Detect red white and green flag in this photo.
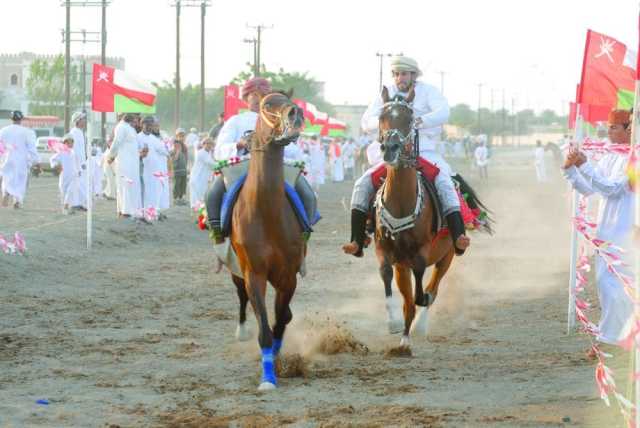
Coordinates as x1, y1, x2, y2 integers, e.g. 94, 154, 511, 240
223, 84, 248, 120
578, 29, 636, 110
91, 63, 157, 113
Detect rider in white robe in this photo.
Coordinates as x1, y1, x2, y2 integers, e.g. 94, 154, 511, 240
0, 111, 38, 207
563, 109, 634, 346
107, 114, 143, 217
343, 55, 469, 257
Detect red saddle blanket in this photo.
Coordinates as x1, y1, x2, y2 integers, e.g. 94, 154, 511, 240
370, 157, 440, 189
369, 158, 480, 228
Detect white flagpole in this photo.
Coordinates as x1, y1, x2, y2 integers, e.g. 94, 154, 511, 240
630, 79, 640, 428
568, 104, 584, 334
86, 124, 93, 250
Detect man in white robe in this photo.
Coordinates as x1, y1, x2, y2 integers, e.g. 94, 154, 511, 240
474, 141, 489, 180
107, 114, 143, 218
69, 111, 88, 209
563, 109, 634, 346
534, 140, 547, 182
343, 55, 469, 257
0, 110, 38, 208
138, 116, 165, 211
102, 135, 117, 200
308, 135, 326, 190
186, 127, 200, 171
152, 119, 171, 216
189, 137, 215, 208
341, 138, 356, 180
49, 134, 79, 213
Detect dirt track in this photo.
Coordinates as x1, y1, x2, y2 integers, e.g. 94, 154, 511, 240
0, 148, 632, 427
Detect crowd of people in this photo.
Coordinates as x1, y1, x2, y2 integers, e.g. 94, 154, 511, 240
0, 109, 377, 222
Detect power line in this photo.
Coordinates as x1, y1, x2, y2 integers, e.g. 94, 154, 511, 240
246, 24, 272, 77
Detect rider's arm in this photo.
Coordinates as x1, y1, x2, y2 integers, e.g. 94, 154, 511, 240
416, 85, 450, 129
360, 95, 384, 134
214, 116, 241, 160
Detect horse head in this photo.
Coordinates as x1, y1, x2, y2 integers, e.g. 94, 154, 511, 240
379, 86, 416, 168
256, 90, 304, 148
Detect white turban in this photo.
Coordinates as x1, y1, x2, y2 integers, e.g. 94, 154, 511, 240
71, 111, 86, 124
389, 55, 422, 76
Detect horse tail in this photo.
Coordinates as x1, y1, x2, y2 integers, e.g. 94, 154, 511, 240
452, 174, 494, 235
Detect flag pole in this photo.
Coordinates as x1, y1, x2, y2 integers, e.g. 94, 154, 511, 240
568, 104, 583, 334
86, 120, 93, 251
633, 7, 640, 426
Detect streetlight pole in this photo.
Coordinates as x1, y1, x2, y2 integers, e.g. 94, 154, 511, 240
375, 52, 402, 91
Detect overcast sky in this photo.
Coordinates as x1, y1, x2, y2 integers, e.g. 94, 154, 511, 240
1, 0, 639, 114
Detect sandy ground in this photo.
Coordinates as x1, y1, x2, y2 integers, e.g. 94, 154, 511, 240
0, 148, 633, 427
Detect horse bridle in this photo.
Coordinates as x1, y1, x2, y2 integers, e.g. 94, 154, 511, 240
380, 99, 417, 167
258, 93, 300, 147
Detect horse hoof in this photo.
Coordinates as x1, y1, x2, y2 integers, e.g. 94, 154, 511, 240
400, 335, 411, 347
387, 319, 404, 334
235, 323, 250, 342
410, 306, 429, 337
258, 382, 277, 391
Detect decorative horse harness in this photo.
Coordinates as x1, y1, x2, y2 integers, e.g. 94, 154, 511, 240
375, 99, 427, 239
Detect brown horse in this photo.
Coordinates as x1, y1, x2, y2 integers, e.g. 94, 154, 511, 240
375, 87, 460, 347
229, 91, 305, 390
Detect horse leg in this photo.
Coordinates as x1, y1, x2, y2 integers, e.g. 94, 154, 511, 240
410, 259, 430, 337
232, 275, 250, 341
376, 248, 402, 334
424, 250, 455, 307
394, 264, 415, 347
244, 272, 276, 390
272, 277, 297, 357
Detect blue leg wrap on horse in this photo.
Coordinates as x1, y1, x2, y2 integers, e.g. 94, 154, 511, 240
272, 338, 283, 356
261, 348, 277, 385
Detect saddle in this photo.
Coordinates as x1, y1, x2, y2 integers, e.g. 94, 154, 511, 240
368, 158, 443, 235
217, 158, 320, 238
367, 160, 483, 239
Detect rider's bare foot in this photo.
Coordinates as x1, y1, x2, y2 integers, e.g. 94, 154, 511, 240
455, 235, 470, 254
342, 241, 363, 257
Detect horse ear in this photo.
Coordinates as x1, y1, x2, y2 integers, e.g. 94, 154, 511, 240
381, 86, 390, 103
286, 88, 294, 99
405, 87, 415, 104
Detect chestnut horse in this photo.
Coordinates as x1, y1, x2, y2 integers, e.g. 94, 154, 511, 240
375, 87, 467, 347
229, 91, 305, 390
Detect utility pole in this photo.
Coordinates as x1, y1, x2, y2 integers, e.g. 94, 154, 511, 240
174, 0, 181, 129
502, 89, 506, 145
176, 1, 211, 131
100, 0, 107, 144
437, 70, 448, 95
477, 83, 484, 129
376, 52, 402, 91
247, 24, 272, 76
243, 38, 258, 76
64, 0, 71, 132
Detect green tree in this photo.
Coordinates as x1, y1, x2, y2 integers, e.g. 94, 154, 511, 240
449, 103, 476, 129
232, 65, 334, 115
26, 55, 83, 116
154, 79, 224, 131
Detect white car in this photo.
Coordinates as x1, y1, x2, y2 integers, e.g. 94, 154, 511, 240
36, 136, 62, 153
